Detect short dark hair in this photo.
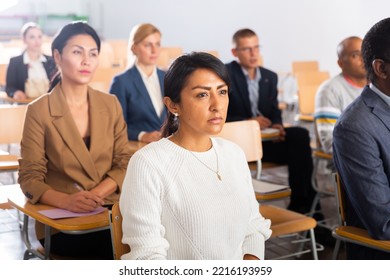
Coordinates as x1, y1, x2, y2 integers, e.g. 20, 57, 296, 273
232, 28, 257, 48
162, 52, 231, 137
362, 17, 390, 83
51, 21, 101, 56
49, 21, 101, 91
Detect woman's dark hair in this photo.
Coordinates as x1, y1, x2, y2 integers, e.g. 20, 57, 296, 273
49, 21, 101, 91
362, 17, 390, 83
161, 52, 231, 137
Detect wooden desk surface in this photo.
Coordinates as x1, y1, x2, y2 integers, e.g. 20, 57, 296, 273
0, 95, 33, 105
0, 154, 19, 171
261, 130, 280, 140
7, 186, 109, 232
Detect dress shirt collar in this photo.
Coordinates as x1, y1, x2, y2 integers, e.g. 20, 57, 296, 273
241, 66, 261, 83
23, 51, 47, 64
369, 83, 390, 107
135, 62, 157, 81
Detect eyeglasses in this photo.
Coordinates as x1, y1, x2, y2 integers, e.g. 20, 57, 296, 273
236, 45, 261, 53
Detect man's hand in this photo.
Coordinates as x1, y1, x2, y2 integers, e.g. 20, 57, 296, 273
271, 123, 286, 137
252, 116, 272, 129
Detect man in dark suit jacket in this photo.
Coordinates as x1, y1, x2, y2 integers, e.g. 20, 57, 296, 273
333, 17, 390, 259
226, 28, 315, 214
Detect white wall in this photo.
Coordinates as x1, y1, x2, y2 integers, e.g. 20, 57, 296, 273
98, 0, 390, 76
2, 0, 390, 75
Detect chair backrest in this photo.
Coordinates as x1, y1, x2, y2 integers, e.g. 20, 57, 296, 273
218, 120, 262, 162
106, 39, 128, 67
156, 47, 183, 70
295, 71, 330, 89
0, 105, 27, 145
99, 42, 116, 68
0, 42, 23, 64
109, 202, 130, 260
217, 120, 262, 178
295, 71, 329, 117
335, 173, 347, 226
297, 84, 320, 115
292, 60, 319, 75
90, 66, 124, 93
0, 63, 7, 87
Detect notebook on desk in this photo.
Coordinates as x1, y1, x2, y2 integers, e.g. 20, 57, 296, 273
261, 128, 280, 135
38, 207, 105, 219
252, 178, 289, 194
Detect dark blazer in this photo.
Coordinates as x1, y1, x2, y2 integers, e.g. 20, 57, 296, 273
5, 53, 57, 97
333, 86, 390, 258
225, 61, 282, 124
19, 84, 132, 205
109, 66, 166, 140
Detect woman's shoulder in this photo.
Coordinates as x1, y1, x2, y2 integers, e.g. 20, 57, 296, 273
29, 93, 50, 106
8, 54, 24, 64
130, 138, 184, 171
111, 67, 137, 83
24, 94, 50, 119
90, 88, 123, 113
89, 87, 117, 100
134, 138, 176, 156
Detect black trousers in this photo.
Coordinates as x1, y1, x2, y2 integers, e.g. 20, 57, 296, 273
39, 229, 113, 259
262, 126, 315, 213
346, 243, 390, 260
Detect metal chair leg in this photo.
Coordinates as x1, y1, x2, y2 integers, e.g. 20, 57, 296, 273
309, 228, 319, 260
332, 239, 342, 260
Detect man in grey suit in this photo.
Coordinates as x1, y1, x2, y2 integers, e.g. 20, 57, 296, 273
333, 17, 390, 259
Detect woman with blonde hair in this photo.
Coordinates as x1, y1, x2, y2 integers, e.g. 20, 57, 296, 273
110, 23, 166, 143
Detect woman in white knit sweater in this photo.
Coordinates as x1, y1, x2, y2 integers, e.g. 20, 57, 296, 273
119, 52, 271, 260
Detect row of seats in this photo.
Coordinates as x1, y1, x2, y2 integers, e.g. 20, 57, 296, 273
290, 60, 330, 122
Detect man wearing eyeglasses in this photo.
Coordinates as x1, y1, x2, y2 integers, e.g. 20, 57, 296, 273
226, 28, 316, 216
333, 17, 390, 259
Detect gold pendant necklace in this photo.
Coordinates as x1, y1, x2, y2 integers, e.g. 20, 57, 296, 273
189, 144, 222, 181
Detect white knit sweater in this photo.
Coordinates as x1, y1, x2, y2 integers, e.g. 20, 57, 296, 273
119, 137, 271, 260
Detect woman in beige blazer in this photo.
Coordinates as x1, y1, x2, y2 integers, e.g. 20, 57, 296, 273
18, 21, 131, 259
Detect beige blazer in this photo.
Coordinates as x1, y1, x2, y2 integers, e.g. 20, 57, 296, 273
19, 84, 132, 205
